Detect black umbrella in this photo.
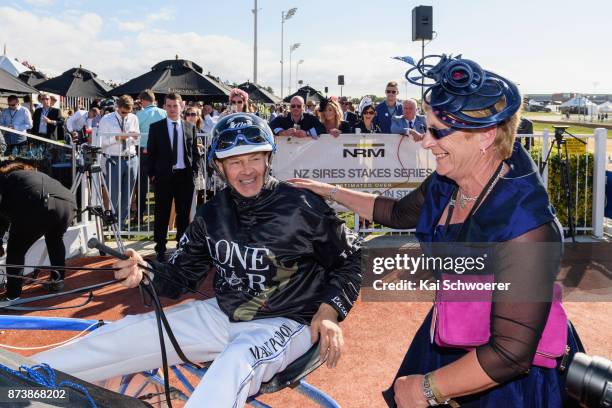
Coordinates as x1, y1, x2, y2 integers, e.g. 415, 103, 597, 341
35, 66, 111, 98
238, 81, 281, 105
18, 70, 48, 87
283, 85, 325, 103
110, 58, 230, 102
0, 67, 38, 94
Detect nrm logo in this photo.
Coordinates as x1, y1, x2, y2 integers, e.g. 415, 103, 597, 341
342, 143, 385, 158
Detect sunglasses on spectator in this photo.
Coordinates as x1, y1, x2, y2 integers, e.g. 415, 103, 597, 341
363, 110, 375, 115
231, 100, 244, 105
427, 126, 457, 139
118, 109, 132, 116
385, 89, 398, 94
8, 104, 17, 108
184, 112, 198, 117
340, 102, 349, 105
290, 104, 302, 108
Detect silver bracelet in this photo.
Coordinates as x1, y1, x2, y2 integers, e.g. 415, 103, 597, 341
327, 185, 339, 202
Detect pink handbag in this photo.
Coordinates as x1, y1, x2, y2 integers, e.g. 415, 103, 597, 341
434, 275, 568, 369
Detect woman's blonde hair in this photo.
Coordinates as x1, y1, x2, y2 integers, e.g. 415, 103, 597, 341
319, 99, 343, 130
424, 96, 521, 159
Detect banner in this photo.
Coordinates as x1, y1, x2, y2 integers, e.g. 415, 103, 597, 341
273, 134, 435, 199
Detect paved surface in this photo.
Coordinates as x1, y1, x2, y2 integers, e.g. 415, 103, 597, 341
1, 238, 610, 407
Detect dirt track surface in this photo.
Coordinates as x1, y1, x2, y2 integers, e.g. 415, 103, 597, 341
1, 257, 610, 408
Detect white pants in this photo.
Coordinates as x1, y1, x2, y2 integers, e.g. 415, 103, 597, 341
32, 298, 312, 408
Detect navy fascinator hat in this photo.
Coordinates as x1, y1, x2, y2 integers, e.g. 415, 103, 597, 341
403, 54, 521, 129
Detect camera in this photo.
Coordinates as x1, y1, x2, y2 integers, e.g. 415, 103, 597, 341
566, 353, 612, 407
553, 125, 570, 138
77, 144, 102, 171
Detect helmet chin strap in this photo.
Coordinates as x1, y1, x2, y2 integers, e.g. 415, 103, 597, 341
213, 152, 274, 200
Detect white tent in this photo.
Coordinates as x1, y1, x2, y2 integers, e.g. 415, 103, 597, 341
0, 45, 26, 77
597, 101, 612, 113
559, 96, 598, 115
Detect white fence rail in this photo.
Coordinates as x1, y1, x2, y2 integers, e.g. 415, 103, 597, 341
80, 130, 607, 240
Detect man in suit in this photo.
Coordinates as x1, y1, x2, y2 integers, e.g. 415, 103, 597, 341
339, 96, 358, 127
31, 94, 64, 141
147, 93, 199, 262
390, 99, 427, 141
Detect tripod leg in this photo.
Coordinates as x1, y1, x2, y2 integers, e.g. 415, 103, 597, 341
91, 172, 125, 252
562, 141, 577, 243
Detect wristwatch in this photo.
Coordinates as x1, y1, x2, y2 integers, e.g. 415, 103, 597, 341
422, 373, 439, 406
423, 373, 460, 407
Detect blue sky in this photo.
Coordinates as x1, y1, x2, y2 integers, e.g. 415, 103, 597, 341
1, 0, 611, 99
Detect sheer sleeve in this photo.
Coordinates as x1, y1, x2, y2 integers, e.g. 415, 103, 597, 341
476, 221, 562, 383
372, 174, 432, 229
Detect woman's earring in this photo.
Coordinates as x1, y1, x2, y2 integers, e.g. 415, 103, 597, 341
480, 147, 486, 155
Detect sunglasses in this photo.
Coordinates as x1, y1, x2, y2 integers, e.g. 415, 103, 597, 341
208, 127, 271, 161
385, 89, 398, 94
340, 101, 349, 105
184, 112, 197, 117
118, 109, 132, 116
8, 104, 17, 108
290, 104, 303, 108
231, 100, 244, 105
363, 110, 375, 115
427, 126, 457, 139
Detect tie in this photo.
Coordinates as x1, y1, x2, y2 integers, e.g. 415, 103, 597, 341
172, 122, 178, 166
408, 120, 413, 129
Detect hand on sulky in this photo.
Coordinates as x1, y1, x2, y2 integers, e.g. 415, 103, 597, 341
113, 249, 149, 288
310, 303, 344, 368
287, 178, 334, 199
394, 375, 428, 408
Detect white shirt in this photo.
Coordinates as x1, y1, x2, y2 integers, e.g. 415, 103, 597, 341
167, 118, 186, 169
202, 114, 217, 134
97, 111, 140, 156
66, 109, 88, 132
38, 107, 50, 134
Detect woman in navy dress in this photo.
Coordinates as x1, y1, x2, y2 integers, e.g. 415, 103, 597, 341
290, 54, 582, 407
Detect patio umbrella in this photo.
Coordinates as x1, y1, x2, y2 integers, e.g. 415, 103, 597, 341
283, 85, 325, 103
0, 67, 38, 94
238, 81, 281, 104
18, 70, 48, 87
110, 58, 230, 102
35, 66, 111, 98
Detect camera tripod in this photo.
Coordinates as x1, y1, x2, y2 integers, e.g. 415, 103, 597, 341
539, 126, 587, 243
70, 145, 124, 252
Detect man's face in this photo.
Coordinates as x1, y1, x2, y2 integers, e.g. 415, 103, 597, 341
7, 100, 19, 110
117, 105, 133, 119
290, 97, 304, 117
165, 98, 182, 119
339, 98, 349, 112
385, 86, 398, 103
403, 101, 417, 120
216, 152, 268, 197
41, 96, 51, 108
204, 104, 213, 115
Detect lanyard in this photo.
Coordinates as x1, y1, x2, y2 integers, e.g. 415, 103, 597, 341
443, 161, 504, 240
8, 109, 18, 124
115, 114, 125, 132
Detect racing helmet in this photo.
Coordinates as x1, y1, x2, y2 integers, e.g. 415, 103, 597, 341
208, 113, 276, 161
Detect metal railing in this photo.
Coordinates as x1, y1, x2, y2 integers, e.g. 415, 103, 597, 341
80, 129, 608, 240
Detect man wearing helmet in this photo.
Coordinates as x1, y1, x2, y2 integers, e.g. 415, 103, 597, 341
33, 113, 362, 408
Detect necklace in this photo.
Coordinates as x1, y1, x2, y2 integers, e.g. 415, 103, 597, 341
458, 163, 505, 209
